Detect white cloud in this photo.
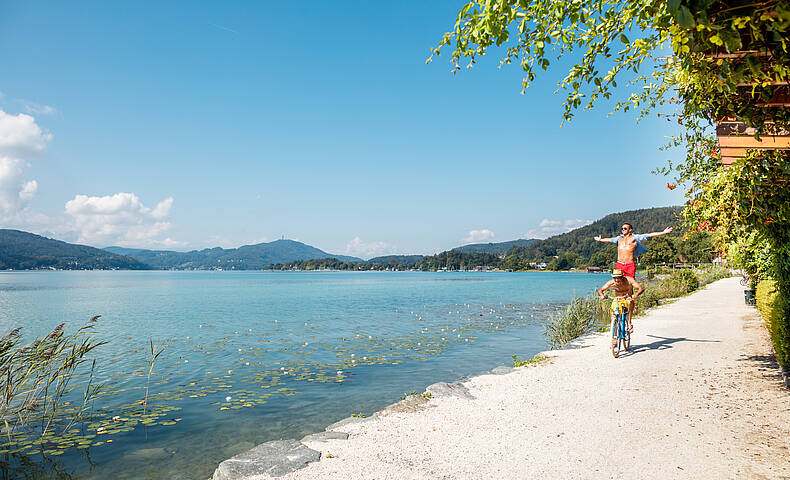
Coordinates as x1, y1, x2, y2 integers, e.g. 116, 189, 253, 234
0, 107, 182, 249
525, 218, 592, 239
19, 180, 37, 200
64, 192, 183, 248
345, 236, 395, 259
0, 108, 51, 216
0, 109, 52, 155
462, 229, 495, 244
21, 102, 57, 117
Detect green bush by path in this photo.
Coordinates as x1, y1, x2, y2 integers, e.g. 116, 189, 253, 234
756, 279, 790, 371
696, 266, 731, 287
669, 269, 699, 294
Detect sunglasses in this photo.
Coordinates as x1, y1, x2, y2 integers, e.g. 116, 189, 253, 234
621, 227, 630, 231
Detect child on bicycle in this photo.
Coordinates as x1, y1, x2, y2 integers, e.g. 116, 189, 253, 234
597, 268, 644, 334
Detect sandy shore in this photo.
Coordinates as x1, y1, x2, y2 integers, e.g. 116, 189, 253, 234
277, 277, 790, 479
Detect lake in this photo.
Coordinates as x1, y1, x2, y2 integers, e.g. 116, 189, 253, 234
0, 271, 606, 479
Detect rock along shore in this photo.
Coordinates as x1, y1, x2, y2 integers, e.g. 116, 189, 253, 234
213, 278, 790, 479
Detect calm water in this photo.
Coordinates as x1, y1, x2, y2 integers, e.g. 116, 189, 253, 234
0, 271, 605, 479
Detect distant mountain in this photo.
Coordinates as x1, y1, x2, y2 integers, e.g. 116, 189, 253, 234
0, 230, 149, 270
105, 239, 362, 270
454, 238, 538, 254
366, 255, 424, 265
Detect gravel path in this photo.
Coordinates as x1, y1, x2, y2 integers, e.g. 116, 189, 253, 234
283, 277, 790, 480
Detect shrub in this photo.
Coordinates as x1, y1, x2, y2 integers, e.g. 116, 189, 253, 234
512, 353, 548, 367
669, 269, 699, 294
756, 279, 789, 370
545, 296, 609, 348
635, 286, 662, 311
696, 265, 732, 287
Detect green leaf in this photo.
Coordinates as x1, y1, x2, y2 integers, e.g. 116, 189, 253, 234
620, 34, 629, 44
745, 56, 761, 76
667, 0, 681, 14
722, 31, 742, 52
676, 7, 695, 28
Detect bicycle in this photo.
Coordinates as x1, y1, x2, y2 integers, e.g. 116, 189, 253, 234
606, 295, 631, 358
740, 272, 750, 287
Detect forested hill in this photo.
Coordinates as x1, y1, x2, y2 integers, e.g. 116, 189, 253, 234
365, 255, 424, 265
106, 240, 362, 270
502, 206, 683, 268
454, 238, 538, 253
0, 230, 149, 270
411, 206, 687, 271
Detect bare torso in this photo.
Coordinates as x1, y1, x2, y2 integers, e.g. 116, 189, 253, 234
611, 278, 634, 297
617, 234, 638, 263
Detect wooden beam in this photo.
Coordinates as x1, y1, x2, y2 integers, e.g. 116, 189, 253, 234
737, 81, 790, 86
716, 121, 790, 136
718, 135, 790, 148
719, 147, 749, 157
705, 50, 772, 59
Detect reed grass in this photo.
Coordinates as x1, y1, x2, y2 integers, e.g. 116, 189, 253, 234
143, 340, 166, 417
0, 317, 105, 442
544, 296, 610, 348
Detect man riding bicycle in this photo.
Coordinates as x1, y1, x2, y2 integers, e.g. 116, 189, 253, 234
597, 268, 643, 335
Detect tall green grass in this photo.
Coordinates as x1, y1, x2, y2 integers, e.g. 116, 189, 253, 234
696, 265, 731, 287
544, 296, 609, 348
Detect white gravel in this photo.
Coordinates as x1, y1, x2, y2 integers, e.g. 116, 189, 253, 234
282, 277, 790, 480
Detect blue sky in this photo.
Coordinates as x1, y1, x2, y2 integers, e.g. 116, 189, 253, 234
0, 1, 685, 257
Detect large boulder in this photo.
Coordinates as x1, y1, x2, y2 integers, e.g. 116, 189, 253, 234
300, 431, 349, 443
212, 439, 320, 479
379, 393, 430, 414
324, 416, 372, 432
425, 381, 474, 400
491, 366, 515, 375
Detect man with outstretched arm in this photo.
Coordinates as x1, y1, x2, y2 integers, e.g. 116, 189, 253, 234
597, 268, 644, 334
593, 223, 673, 278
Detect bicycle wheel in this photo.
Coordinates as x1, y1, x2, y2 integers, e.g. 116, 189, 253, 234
625, 328, 631, 351
617, 313, 629, 354
611, 321, 620, 358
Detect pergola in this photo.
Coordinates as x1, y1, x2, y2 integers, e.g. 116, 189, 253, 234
710, 42, 790, 166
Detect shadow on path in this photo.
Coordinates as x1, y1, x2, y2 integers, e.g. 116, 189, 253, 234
738, 353, 786, 383
629, 334, 721, 354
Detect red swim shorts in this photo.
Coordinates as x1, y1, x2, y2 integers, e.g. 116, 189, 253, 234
616, 261, 636, 278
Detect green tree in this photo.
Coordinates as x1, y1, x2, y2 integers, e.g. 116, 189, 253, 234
589, 250, 613, 268
677, 231, 715, 263
549, 252, 579, 271
432, 1, 790, 130
640, 237, 678, 266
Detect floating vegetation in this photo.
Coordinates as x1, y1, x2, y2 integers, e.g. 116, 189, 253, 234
1, 298, 568, 462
